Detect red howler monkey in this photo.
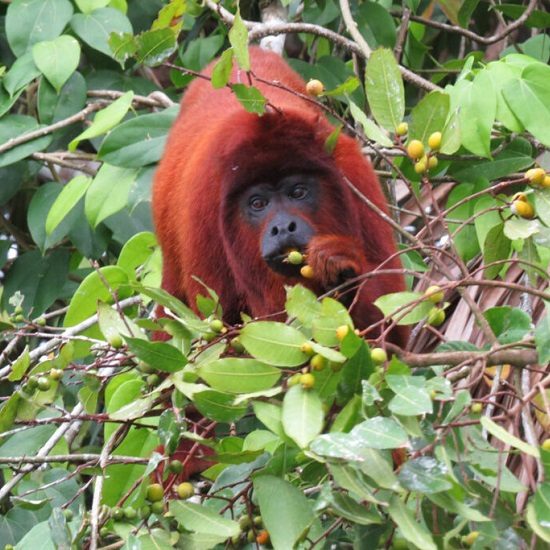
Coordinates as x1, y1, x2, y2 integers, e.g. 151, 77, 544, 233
153, 47, 406, 344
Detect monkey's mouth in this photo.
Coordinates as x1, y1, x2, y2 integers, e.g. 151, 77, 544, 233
264, 249, 304, 277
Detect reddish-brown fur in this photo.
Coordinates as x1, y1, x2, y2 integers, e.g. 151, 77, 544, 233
153, 47, 406, 342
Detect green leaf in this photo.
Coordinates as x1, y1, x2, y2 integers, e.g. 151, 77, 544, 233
312, 298, 353, 346
97, 107, 178, 167
0, 115, 53, 168
408, 91, 449, 145
532, 483, 550, 541
356, 1, 396, 49
349, 99, 393, 146
45, 175, 91, 235
240, 321, 308, 367
97, 301, 144, 343
228, 10, 249, 71
107, 32, 136, 66
388, 495, 437, 550
126, 338, 186, 372
7, 346, 30, 382
169, 500, 240, 538
158, 409, 179, 455
484, 306, 532, 344
480, 417, 539, 457
32, 35, 80, 92
117, 231, 158, 281
486, 60, 524, 132
527, 500, 550, 543
4, 53, 41, 97
84, 163, 137, 227
231, 84, 267, 115
504, 217, 540, 240
338, 341, 374, 400
76, 0, 111, 14
135, 27, 177, 66
253, 401, 284, 437
211, 48, 234, 89
365, 48, 405, 132
503, 63, 550, 147
440, 108, 461, 155
69, 90, 134, 151
386, 375, 433, 416
70, 7, 133, 57
535, 311, 550, 365
0, 393, 21, 434
351, 417, 408, 449
398, 457, 452, 493
199, 358, 281, 394
254, 475, 315, 549
310, 432, 367, 461
6, 0, 74, 57
535, 188, 550, 227
374, 291, 432, 325
282, 385, 324, 448
482, 223, 511, 280
193, 390, 248, 423
285, 284, 322, 326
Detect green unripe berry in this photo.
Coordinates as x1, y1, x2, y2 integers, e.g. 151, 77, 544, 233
230, 337, 245, 353
310, 354, 326, 371
176, 481, 194, 499
541, 438, 550, 451
287, 250, 304, 265
370, 347, 388, 365
35, 317, 47, 327
14, 305, 23, 315
168, 459, 183, 474
424, 285, 444, 304
108, 333, 123, 349
209, 319, 224, 333
146, 483, 164, 502
37, 376, 51, 391
239, 515, 252, 529
146, 373, 160, 387
137, 361, 154, 374
427, 307, 445, 327
123, 506, 137, 520
112, 506, 124, 520
63, 508, 74, 521
99, 527, 110, 538
14, 314, 24, 323
27, 376, 38, 391
150, 501, 164, 515
288, 373, 302, 387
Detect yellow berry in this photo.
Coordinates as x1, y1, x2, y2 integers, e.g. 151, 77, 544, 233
300, 342, 314, 354
288, 373, 302, 386
370, 347, 387, 365
424, 285, 444, 304
300, 265, 314, 279
462, 531, 480, 546
414, 160, 427, 174
512, 192, 528, 202
146, 483, 164, 502
428, 131, 442, 150
427, 307, 445, 327
336, 325, 349, 341
541, 438, 550, 451
396, 122, 408, 136
510, 200, 535, 219
300, 373, 315, 389
427, 155, 438, 169
471, 402, 483, 414
525, 167, 545, 185
542, 175, 550, 188
310, 354, 326, 371
287, 250, 304, 265
176, 482, 194, 499
407, 139, 424, 160
306, 79, 324, 96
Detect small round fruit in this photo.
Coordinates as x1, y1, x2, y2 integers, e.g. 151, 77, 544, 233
541, 438, 550, 451
253, 515, 263, 527
146, 483, 164, 502
27, 376, 38, 391
471, 402, 483, 414
140, 504, 151, 519
300, 265, 314, 279
542, 175, 550, 188
396, 122, 408, 136
512, 192, 528, 202
310, 354, 326, 371
230, 337, 245, 353
150, 501, 164, 515
462, 531, 480, 546
427, 307, 445, 327
370, 347, 388, 365
37, 376, 51, 391
63, 508, 74, 521
209, 319, 224, 333
287, 250, 304, 265
146, 373, 160, 387
428, 131, 442, 150
336, 325, 349, 341
14, 305, 23, 315
247, 530, 256, 543
35, 317, 47, 327
256, 529, 270, 545
108, 333, 123, 349
510, 200, 535, 219
300, 341, 314, 355
300, 373, 315, 389
306, 79, 324, 96
168, 459, 183, 474
176, 481, 194, 499
14, 314, 24, 323
414, 160, 427, 174
288, 373, 302, 387
424, 285, 444, 304
428, 155, 438, 170
525, 167, 545, 185
111, 506, 124, 521
137, 361, 154, 374
123, 506, 137, 520
49, 368, 62, 381
406, 139, 424, 160
239, 515, 252, 529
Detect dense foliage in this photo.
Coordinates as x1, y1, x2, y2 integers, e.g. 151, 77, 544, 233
0, 0, 549, 549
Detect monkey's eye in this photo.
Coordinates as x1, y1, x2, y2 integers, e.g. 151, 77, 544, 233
289, 185, 308, 200
249, 196, 268, 211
